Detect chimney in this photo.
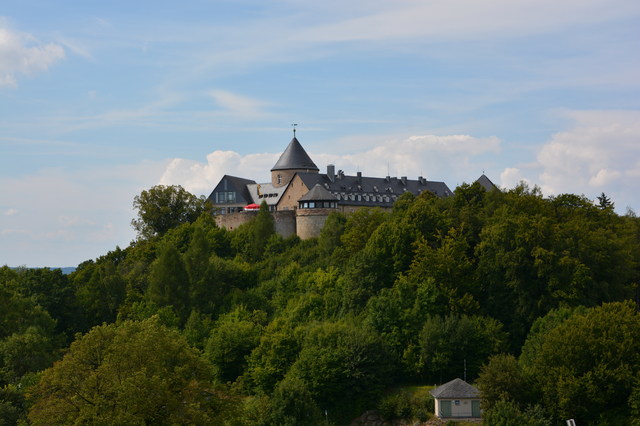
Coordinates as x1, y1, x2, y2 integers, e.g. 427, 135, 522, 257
401, 176, 407, 186
357, 171, 362, 182
327, 164, 335, 182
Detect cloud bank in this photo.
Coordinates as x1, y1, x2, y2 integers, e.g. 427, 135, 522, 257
0, 160, 166, 267
160, 134, 501, 196
0, 24, 65, 87
500, 110, 640, 211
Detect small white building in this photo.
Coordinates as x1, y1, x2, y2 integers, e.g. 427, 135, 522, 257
430, 378, 481, 419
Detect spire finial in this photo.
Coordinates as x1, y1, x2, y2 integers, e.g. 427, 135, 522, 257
292, 123, 298, 137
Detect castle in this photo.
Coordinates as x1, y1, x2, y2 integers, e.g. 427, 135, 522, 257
208, 134, 494, 238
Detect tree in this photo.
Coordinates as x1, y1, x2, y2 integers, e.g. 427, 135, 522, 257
245, 318, 301, 394
146, 242, 190, 322
0, 275, 60, 387
317, 211, 346, 257
483, 399, 552, 426
28, 317, 233, 425
523, 301, 640, 423
340, 207, 388, 253
250, 201, 275, 261
286, 321, 392, 423
204, 307, 265, 384
9, 267, 81, 339
597, 192, 614, 210
419, 314, 507, 382
74, 260, 126, 327
132, 185, 209, 239
476, 354, 529, 411
629, 378, 640, 426
267, 375, 322, 426
0, 326, 58, 385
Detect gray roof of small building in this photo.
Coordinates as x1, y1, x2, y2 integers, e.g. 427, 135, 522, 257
476, 174, 498, 192
271, 137, 319, 172
294, 171, 453, 207
299, 184, 338, 201
430, 378, 480, 399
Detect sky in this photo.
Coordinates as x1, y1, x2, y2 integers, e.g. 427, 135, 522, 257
1, 0, 639, 267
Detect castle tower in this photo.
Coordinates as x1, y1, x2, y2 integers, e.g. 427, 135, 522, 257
296, 184, 338, 239
271, 136, 319, 187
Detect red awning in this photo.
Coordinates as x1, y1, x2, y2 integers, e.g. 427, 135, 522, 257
244, 203, 260, 210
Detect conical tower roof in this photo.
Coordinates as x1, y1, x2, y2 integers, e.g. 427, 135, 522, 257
271, 137, 319, 172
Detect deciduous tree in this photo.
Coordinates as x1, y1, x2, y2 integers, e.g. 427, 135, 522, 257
132, 185, 209, 239
28, 317, 233, 425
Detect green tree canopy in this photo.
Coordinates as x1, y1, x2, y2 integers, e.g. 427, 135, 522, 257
522, 301, 640, 423
419, 314, 507, 382
146, 242, 190, 322
132, 184, 209, 239
204, 307, 266, 384
28, 317, 233, 425
476, 353, 529, 411
286, 320, 392, 423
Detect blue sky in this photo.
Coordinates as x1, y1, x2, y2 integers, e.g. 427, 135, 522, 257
1, 0, 639, 267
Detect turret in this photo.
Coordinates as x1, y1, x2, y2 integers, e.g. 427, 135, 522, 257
270, 135, 319, 187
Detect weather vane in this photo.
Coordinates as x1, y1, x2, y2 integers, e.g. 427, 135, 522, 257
292, 123, 298, 136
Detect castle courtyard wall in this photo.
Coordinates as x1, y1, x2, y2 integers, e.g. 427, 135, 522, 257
273, 211, 296, 238
296, 208, 334, 239
214, 210, 296, 239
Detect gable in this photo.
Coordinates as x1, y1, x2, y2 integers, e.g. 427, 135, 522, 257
277, 174, 310, 210
208, 175, 255, 206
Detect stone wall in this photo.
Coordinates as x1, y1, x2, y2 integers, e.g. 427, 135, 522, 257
215, 210, 297, 239
278, 175, 309, 211
296, 208, 334, 239
271, 169, 298, 188
273, 210, 296, 238
215, 211, 257, 231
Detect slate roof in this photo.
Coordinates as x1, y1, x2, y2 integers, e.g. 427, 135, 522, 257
246, 182, 287, 206
299, 184, 338, 201
271, 137, 319, 172
294, 171, 453, 207
476, 174, 498, 192
208, 175, 256, 205
430, 378, 480, 399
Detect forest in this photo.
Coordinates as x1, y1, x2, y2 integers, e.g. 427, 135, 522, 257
1, 182, 639, 425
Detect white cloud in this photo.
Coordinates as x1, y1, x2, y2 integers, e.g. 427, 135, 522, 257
210, 90, 273, 118
536, 110, 640, 196
159, 134, 500, 195
500, 167, 529, 189
159, 150, 279, 195
0, 160, 166, 267
494, 110, 640, 211
0, 24, 65, 87
299, 0, 640, 43
4, 208, 18, 216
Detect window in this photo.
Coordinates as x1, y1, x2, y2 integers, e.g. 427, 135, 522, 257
216, 191, 236, 204
277, 174, 282, 185
454, 400, 460, 406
